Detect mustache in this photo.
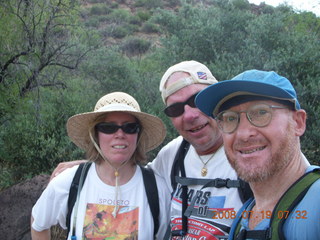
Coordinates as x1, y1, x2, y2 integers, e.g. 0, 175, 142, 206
233, 139, 266, 149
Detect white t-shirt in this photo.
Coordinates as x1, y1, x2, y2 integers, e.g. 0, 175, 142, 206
150, 136, 244, 239
32, 163, 170, 239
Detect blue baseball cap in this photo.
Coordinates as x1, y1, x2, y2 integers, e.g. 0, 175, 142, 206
195, 69, 301, 117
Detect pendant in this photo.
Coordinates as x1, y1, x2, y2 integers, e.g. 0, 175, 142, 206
201, 167, 207, 177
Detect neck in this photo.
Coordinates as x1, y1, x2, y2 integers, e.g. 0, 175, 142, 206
196, 136, 223, 156
248, 152, 308, 229
96, 161, 136, 186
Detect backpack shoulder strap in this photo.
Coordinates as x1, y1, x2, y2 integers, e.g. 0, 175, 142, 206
232, 169, 320, 240
170, 139, 190, 190
271, 168, 320, 240
66, 161, 92, 237
228, 198, 254, 240
238, 178, 253, 203
140, 165, 160, 238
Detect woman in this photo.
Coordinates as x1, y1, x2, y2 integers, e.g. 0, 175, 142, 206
31, 92, 170, 239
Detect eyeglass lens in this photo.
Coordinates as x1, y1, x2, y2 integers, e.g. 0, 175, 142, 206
95, 122, 140, 134
164, 93, 198, 117
216, 104, 286, 133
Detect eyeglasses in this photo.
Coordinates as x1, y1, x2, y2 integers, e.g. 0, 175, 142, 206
216, 104, 288, 133
95, 122, 141, 134
164, 92, 198, 117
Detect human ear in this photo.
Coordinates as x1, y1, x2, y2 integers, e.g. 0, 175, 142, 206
292, 109, 307, 136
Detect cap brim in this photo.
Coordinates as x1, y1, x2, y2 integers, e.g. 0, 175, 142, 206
196, 80, 296, 117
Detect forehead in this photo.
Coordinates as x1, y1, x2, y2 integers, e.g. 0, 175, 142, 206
103, 112, 136, 122
226, 99, 286, 111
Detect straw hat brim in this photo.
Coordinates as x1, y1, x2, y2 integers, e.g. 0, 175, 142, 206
67, 109, 166, 153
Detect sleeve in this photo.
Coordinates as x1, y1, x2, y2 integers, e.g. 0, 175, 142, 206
31, 166, 78, 231
148, 136, 183, 193
154, 174, 172, 240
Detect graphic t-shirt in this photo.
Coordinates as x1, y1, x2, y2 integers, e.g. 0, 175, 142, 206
150, 136, 244, 239
32, 163, 170, 239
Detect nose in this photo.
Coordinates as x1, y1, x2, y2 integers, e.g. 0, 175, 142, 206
114, 128, 125, 137
235, 112, 256, 139
183, 104, 200, 121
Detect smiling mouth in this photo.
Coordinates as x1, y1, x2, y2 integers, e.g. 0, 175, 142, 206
113, 145, 126, 149
189, 123, 207, 133
240, 146, 265, 154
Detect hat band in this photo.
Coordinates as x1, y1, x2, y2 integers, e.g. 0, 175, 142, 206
96, 103, 138, 113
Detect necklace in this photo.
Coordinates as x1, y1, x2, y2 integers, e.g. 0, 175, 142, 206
199, 154, 215, 177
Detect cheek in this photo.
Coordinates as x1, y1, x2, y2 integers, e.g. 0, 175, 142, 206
171, 117, 182, 130
98, 133, 112, 146
222, 134, 233, 150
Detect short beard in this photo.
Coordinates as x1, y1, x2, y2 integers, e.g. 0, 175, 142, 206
227, 122, 296, 183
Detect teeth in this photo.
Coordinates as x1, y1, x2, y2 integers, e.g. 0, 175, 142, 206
241, 146, 265, 154
113, 145, 126, 149
190, 124, 206, 132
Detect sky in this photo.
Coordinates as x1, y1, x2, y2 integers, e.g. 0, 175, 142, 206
248, 0, 320, 16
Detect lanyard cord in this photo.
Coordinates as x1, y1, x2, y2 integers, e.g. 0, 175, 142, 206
89, 130, 132, 217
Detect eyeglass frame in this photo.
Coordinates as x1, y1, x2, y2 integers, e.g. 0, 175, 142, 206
95, 122, 141, 134
164, 92, 199, 117
215, 104, 288, 134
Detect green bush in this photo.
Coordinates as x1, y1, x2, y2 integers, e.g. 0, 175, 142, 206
84, 16, 101, 28
90, 4, 112, 15
107, 9, 132, 24
136, 10, 152, 21
129, 15, 143, 25
134, 0, 163, 9
102, 22, 140, 38
121, 37, 151, 56
141, 22, 160, 33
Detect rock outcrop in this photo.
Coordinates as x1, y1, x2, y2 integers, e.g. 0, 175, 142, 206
0, 174, 49, 240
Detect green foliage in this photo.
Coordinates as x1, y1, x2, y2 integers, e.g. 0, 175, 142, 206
90, 3, 112, 15
106, 8, 132, 24
102, 23, 139, 38
121, 37, 152, 56
134, 0, 163, 9
1, 0, 320, 188
141, 21, 160, 33
0, 88, 87, 188
136, 10, 152, 21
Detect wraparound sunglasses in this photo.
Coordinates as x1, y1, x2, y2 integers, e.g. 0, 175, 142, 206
95, 122, 141, 134
164, 92, 198, 117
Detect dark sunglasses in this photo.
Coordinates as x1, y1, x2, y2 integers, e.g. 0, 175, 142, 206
164, 92, 198, 117
95, 122, 141, 134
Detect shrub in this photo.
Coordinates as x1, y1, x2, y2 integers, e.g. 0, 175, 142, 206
90, 4, 112, 15
136, 10, 152, 21
121, 37, 151, 56
141, 22, 160, 33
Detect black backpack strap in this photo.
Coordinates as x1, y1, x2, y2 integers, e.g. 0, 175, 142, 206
176, 176, 244, 188
170, 139, 190, 191
235, 228, 272, 240
140, 166, 159, 238
66, 161, 92, 239
169, 139, 190, 237
238, 179, 253, 203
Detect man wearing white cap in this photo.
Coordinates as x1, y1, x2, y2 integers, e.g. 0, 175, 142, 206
150, 60, 251, 239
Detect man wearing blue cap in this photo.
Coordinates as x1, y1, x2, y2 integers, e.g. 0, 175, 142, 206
196, 70, 320, 239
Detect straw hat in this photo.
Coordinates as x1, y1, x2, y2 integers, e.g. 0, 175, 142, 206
67, 92, 166, 153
